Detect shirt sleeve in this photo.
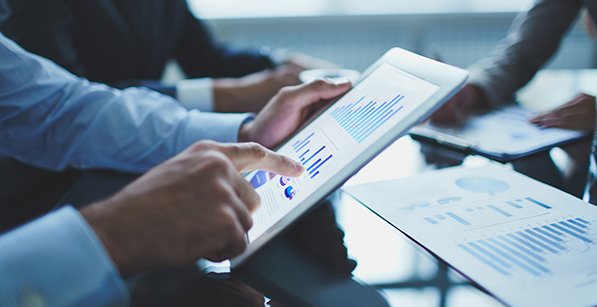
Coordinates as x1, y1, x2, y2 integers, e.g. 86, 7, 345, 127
468, 0, 582, 106
0, 207, 128, 307
176, 77, 215, 112
0, 33, 252, 174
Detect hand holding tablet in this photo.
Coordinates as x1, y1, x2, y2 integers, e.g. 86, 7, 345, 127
233, 48, 469, 267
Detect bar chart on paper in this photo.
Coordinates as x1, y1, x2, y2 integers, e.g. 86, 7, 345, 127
331, 94, 405, 143
343, 165, 597, 307
459, 216, 596, 277
291, 131, 334, 180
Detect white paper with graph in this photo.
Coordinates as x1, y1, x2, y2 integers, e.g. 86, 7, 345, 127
343, 165, 597, 307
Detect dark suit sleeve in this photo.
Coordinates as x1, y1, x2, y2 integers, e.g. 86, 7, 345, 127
0, 0, 88, 77
175, 4, 275, 79
468, 0, 582, 105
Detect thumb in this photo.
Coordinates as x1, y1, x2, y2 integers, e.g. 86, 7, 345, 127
285, 79, 351, 106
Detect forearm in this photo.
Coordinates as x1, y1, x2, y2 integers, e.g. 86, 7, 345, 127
468, 0, 582, 105
0, 34, 251, 173
0, 82, 250, 173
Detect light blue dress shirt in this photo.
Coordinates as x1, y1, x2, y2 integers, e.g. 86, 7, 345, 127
0, 32, 252, 306
0, 33, 251, 173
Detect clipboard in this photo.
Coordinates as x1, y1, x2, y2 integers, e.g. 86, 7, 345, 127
410, 105, 589, 163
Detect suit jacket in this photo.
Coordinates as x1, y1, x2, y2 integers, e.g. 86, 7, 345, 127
0, 0, 274, 92
0, 0, 275, 231
468, 0, 597, 105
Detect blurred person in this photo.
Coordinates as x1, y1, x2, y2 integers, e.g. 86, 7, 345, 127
431, 1, 597, 130
429, 1, 597, 202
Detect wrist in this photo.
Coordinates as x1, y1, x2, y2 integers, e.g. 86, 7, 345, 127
80, 198, 136, 277
238, 120, 255, 143
213, 79, 238, 113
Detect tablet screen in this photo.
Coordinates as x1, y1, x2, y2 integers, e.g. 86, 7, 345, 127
246, 62, 439, 242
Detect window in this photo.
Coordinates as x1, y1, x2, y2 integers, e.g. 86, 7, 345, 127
189, 0, 533, 19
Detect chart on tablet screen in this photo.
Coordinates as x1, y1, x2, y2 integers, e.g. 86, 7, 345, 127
247, 63, 439, 241
331, 93, 406, 143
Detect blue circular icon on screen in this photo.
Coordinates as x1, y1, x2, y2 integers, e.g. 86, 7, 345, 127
284, 186, 296, 200
279, 177, 291, 186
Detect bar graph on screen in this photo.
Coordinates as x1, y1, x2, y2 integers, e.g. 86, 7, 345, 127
331, 94, 405, 143
291, 130, 334, 179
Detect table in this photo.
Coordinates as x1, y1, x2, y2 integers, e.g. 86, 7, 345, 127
58, 61, 597, 301
61, 136, 562, 306
17, 68, 595, 306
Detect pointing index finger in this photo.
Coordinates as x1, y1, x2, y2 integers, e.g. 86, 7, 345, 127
223, 143, 304, 178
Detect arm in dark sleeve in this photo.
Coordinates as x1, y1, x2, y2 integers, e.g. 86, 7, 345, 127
175, 3, 275, 79
0, 33, 251, 174
1, 0, 88, 77
468, 0, 583, 105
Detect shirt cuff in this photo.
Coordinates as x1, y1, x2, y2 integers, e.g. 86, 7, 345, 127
181, 111, 255, 144
0, 207, 128, 307
176, 78, 215, 112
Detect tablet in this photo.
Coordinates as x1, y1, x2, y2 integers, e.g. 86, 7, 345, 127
231, 48, 468, 267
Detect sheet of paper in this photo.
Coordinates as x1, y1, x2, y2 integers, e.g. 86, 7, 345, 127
412, 105, 585, 156
343, 165, 597, 307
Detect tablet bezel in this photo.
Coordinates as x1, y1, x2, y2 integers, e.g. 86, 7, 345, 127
231, 48, 468, 267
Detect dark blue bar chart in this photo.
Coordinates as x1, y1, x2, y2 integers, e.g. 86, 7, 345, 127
459, 218, 594, 277
330, 94, 405, 143
292, 131, 333, 179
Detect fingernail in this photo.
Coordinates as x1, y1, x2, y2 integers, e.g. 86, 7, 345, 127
295, 162, 305, 173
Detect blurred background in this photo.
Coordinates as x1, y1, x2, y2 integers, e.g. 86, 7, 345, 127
188, 0, 596, 71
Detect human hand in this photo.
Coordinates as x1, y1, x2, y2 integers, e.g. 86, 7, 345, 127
81, 141, 304, 276
213, 64, 303, 113
238, 79, 351, 148
429, 84, 490, 125
529, 93, 596, 132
